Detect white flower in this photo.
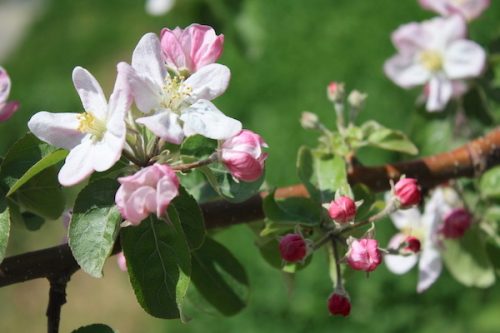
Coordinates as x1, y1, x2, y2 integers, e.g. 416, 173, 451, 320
123, 33, 241, 144
28, 64, 131, 186
385, 187, 460, 292
384, 15, 486, 112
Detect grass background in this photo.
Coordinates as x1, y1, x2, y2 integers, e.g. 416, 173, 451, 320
1, 0, 500, 332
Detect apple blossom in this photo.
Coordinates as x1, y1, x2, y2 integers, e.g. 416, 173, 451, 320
28, 65, 131, 186
394, 178, 421, 208
123, 32, 241, 144
146, 0, 175, 16
385, 186, 460, 292
419, 0, 491, 21
384, 15, 486, 111
0, 67, 19, 122
115, 163, 179, 225
440, 208, 472, 239
328, 196, 356, 223
279, 233, 308, 263
220, 129, 268, 182
160, 24, 224, 74
345, 238, 382, 272
327, 291, 351, 317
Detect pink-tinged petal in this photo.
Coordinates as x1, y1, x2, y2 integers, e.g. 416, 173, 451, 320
426, 76, 453, 112
0, 101, 19, 122
123, 186, 157, 224
384, 233, 419, 275
391, 22, 429, 55
90, 130, 124, 172
72, 67, 107, 119
221, 150, 264, 182
417, 246, 442, 293
108, 62, 132, 126
419, 0, 490, 21
121, 62, 161, 114
116, 251, 127, 272
136, 111, 184, 144
118, 165, 163, 188
427, 15, 466, 49
58, 139, 95, 186
419, 0, 451, 17
0, 66, 11, 103
221, 129, 266, 159
185, 63, 230, 102
180, 100, 241, 140
156, 168, 179, 218
132, 33, 166, 88
28, 112, 84, 150
389, 207, 422, 231
444, 40, 486, 80
185, 24, 224, 72
146, 0, 175, 16
161, 28, 190, 71
384, 55, 430, 88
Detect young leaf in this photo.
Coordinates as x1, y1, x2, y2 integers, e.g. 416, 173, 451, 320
69, 179, 121, 278
263, 190, 321, 226
191, 237, 249, 316
71, 324, 116, 333
171, 186, 206, 250
480, 166, 500, 200
362, 121, 418, 155
180, 135, 217, 158
0, 196, 11, 264
121, 207, 191, 319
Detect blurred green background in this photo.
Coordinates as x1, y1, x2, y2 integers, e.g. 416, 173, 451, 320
1, 0, 500, 332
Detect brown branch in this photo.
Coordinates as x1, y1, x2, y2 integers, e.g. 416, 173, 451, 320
46, 275, 71, 333
0, 128, 499, 288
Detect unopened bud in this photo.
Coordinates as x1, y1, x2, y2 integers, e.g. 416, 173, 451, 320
279, 233, 308, 262
347, 90, 367, 109
327, 291, 351, 316
346, 238, 382, 272
117, 251, 127, 272
440, 208, 472, 239
328, 196, 356, 223
404, 236, 421, 253
300, 112, 319, 130
394, 178, 421, 208
327, 82, 345, 103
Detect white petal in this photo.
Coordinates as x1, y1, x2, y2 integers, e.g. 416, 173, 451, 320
0, 66, 11, 103
108, 62, 132, 125
385, 233, 419, 275
90, 131, 124, 172
425, 15, 466, 50
426, 76, 452, 112
146, 0, 175, 15
58, 139, 95, 186
184, 63, 230, 102
28, 112, 85, 150
121, 62, 161, 114
391, 22, 428, 55
136, 111, 184, 144
417, 246, 442, 293
384, 55, 430, 88
72, 67, 107, 119
444, 40, 486, 80
390, 207, 422, 230
180, 100, 242, 140
132, 33, 166, 88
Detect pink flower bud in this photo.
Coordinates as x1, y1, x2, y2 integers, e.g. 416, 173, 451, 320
327, 81, 345, 103
160, 24, 224, 73
440, 208, 472, 239
0, 67, 19, 122
279, 233, 308, 263
394, 178, 421, 207
115, 163, 179, 225
346, 238, 382, 272
328, 196, 356, 223
327, 291, 351, 316
117, 251, 127, 272
404, 236, 421, 253
220, 129, 268, 182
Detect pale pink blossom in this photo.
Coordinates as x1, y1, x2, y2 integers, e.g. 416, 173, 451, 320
28, 65, 131, 186
160, 24, 224, 74
384, 15, 486, 112
385, 187, 460, 292
115, 163, 179, 225
328, 196, 356, 223
117, 251, 127, 272
0, 67, 19, 122
419, 0, 490, 21
346, 238, 382, 272
279, 233, 308, 263
123, 33, 240, 144
220, 129, 268, 182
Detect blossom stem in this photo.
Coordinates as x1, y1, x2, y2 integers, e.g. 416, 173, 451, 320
338, 200, 397, 235
331, 236, 343, 289
171, 153, 218, 172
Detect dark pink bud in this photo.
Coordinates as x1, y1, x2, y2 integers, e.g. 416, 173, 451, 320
279, 233, 307, 263
346, 238, 382, 272
327, 292, 351, 316
404, 236, 421, 253
440, 208, 472, 239
394, 178, 421, 207
328, 196, 356, 223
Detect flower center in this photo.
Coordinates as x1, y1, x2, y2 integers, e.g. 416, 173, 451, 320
419, 50, 443, 72
160, 75, 192, 112
77, 112, 106, 141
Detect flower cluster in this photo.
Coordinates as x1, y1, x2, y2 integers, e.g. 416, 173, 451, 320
27, 24, 268, 225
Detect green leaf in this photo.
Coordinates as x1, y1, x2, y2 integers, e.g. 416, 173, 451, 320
263, 190, 321, 226
192, 237, 249, 316
21, 212, 45, 231
11, 166, 65, 219
297, 146, 348, 203
71, 324, 116, 333
480, 166, 500, 200
89, 158, 131, 183
442, 227, 495, 288
69, 179, 121, 278
121, 208, 191, 319
362, 121, 418, 155
463, 86, 494, 126
0, 196, 11, 264
180, 135, 217, 158
171, 185, 206, 250
7, 149, 67, 196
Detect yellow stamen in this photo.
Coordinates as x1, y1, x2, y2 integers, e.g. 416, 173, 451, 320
419, 50, 443, 72
77, 112, 106, 140
160, 75, 192, 112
